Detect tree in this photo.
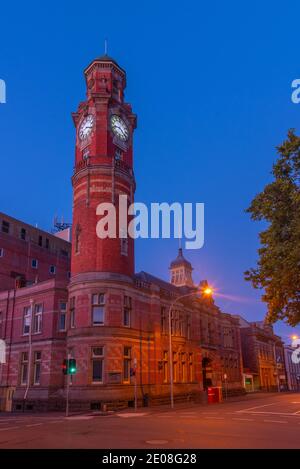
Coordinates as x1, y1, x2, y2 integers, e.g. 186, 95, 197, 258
245, 130, 300, 326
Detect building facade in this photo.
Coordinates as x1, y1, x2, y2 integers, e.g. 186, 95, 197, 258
236, 316, 287, 392
0, 54, 245, 412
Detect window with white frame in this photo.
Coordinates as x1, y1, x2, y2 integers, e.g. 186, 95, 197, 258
33, 304, 43, 333
33, 351, 41, 385
59, 302, 67, 331
92, 347, 104, 382
20, 352, 28, 385
92, 294, 105, 325
23, 306, 31, 335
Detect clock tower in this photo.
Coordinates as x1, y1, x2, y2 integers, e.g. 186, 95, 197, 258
71, 54, 137, 280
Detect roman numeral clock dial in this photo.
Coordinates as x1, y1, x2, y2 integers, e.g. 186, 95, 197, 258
78, 115, 94, 141
110, 114, 129, 142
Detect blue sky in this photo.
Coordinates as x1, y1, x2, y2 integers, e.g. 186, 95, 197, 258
1, 0, 300, 341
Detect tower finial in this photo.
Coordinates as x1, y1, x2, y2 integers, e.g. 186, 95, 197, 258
104, 38, 108, 55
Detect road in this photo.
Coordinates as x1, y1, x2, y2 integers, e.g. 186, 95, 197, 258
0, 392, 299, 449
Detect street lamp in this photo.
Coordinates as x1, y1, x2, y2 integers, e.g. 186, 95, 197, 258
168, 285, 213, 409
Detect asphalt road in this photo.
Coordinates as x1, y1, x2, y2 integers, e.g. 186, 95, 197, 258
0, 392, 300, 449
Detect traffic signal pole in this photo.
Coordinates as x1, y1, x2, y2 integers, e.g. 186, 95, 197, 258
66, 353, 71, 417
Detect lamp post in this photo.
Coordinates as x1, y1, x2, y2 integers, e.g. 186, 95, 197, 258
168, 285, 213, 409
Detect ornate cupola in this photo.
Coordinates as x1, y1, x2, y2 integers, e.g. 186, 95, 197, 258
169, 248, 194, 287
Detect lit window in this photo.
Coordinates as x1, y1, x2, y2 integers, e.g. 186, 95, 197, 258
92, 294, 105, 325
23, 306, 31, 335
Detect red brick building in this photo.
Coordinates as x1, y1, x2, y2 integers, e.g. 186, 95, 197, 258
0, 54, 244, 412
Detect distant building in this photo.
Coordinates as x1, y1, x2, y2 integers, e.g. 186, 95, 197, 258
284, 345, 300, 391
235, 316, 287, 392
0, 212, 71, 291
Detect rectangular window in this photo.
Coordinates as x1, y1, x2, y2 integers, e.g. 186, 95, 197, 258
1, 220, 10, 234
161, 306, 166, 334
33, 304, 43, 333
49, 265, 56, 274
120, 238, 128, 256
92, 347, 104, 382
123, 346, 131, 383
31, 259, 38, 269
70, 297, 75, 328
0, 311, 3, 338
92, 294, 105, 325
163, 350, 168, 383
20, 352, 28, 385
20, 228, 26, 240
189, 353, 194, 382
181, 352, 186, 382
123, 296, 131, 327
59, 302, 67, 331
23, 306, 31, 335
173, 352, 178, 383
38, 235, 42, 247
33, 351, 41, 385
45, 238, 49, 249
0, 248, 3, 257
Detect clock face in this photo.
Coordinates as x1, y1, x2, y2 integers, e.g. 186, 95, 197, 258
110, 115, 129, 142
79, 115, 94, 140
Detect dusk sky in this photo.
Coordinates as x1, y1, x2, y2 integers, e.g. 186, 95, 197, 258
1, 0, 300, 341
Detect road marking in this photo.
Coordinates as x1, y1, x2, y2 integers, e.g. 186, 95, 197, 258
232, 418, 254, 422
204, 416, 225, 420
0, 426, 20, 431
237, 403, 276, 413
263, 419, 288, 424
118, 413, 147, 418
26, 423, 43, 427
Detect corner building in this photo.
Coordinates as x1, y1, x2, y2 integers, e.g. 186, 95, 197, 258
0, 54, 244, 412
66, 54, 244, 410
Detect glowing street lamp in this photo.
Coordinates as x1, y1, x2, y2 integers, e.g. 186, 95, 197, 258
203, 287, 213, 296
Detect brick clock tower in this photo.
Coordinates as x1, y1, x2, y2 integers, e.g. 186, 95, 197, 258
71, 54, 137, 280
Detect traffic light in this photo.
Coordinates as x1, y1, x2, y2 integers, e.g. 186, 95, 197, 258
61, 358, 77, 375
62, 359, 68, 375
68, 358, 77, 374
